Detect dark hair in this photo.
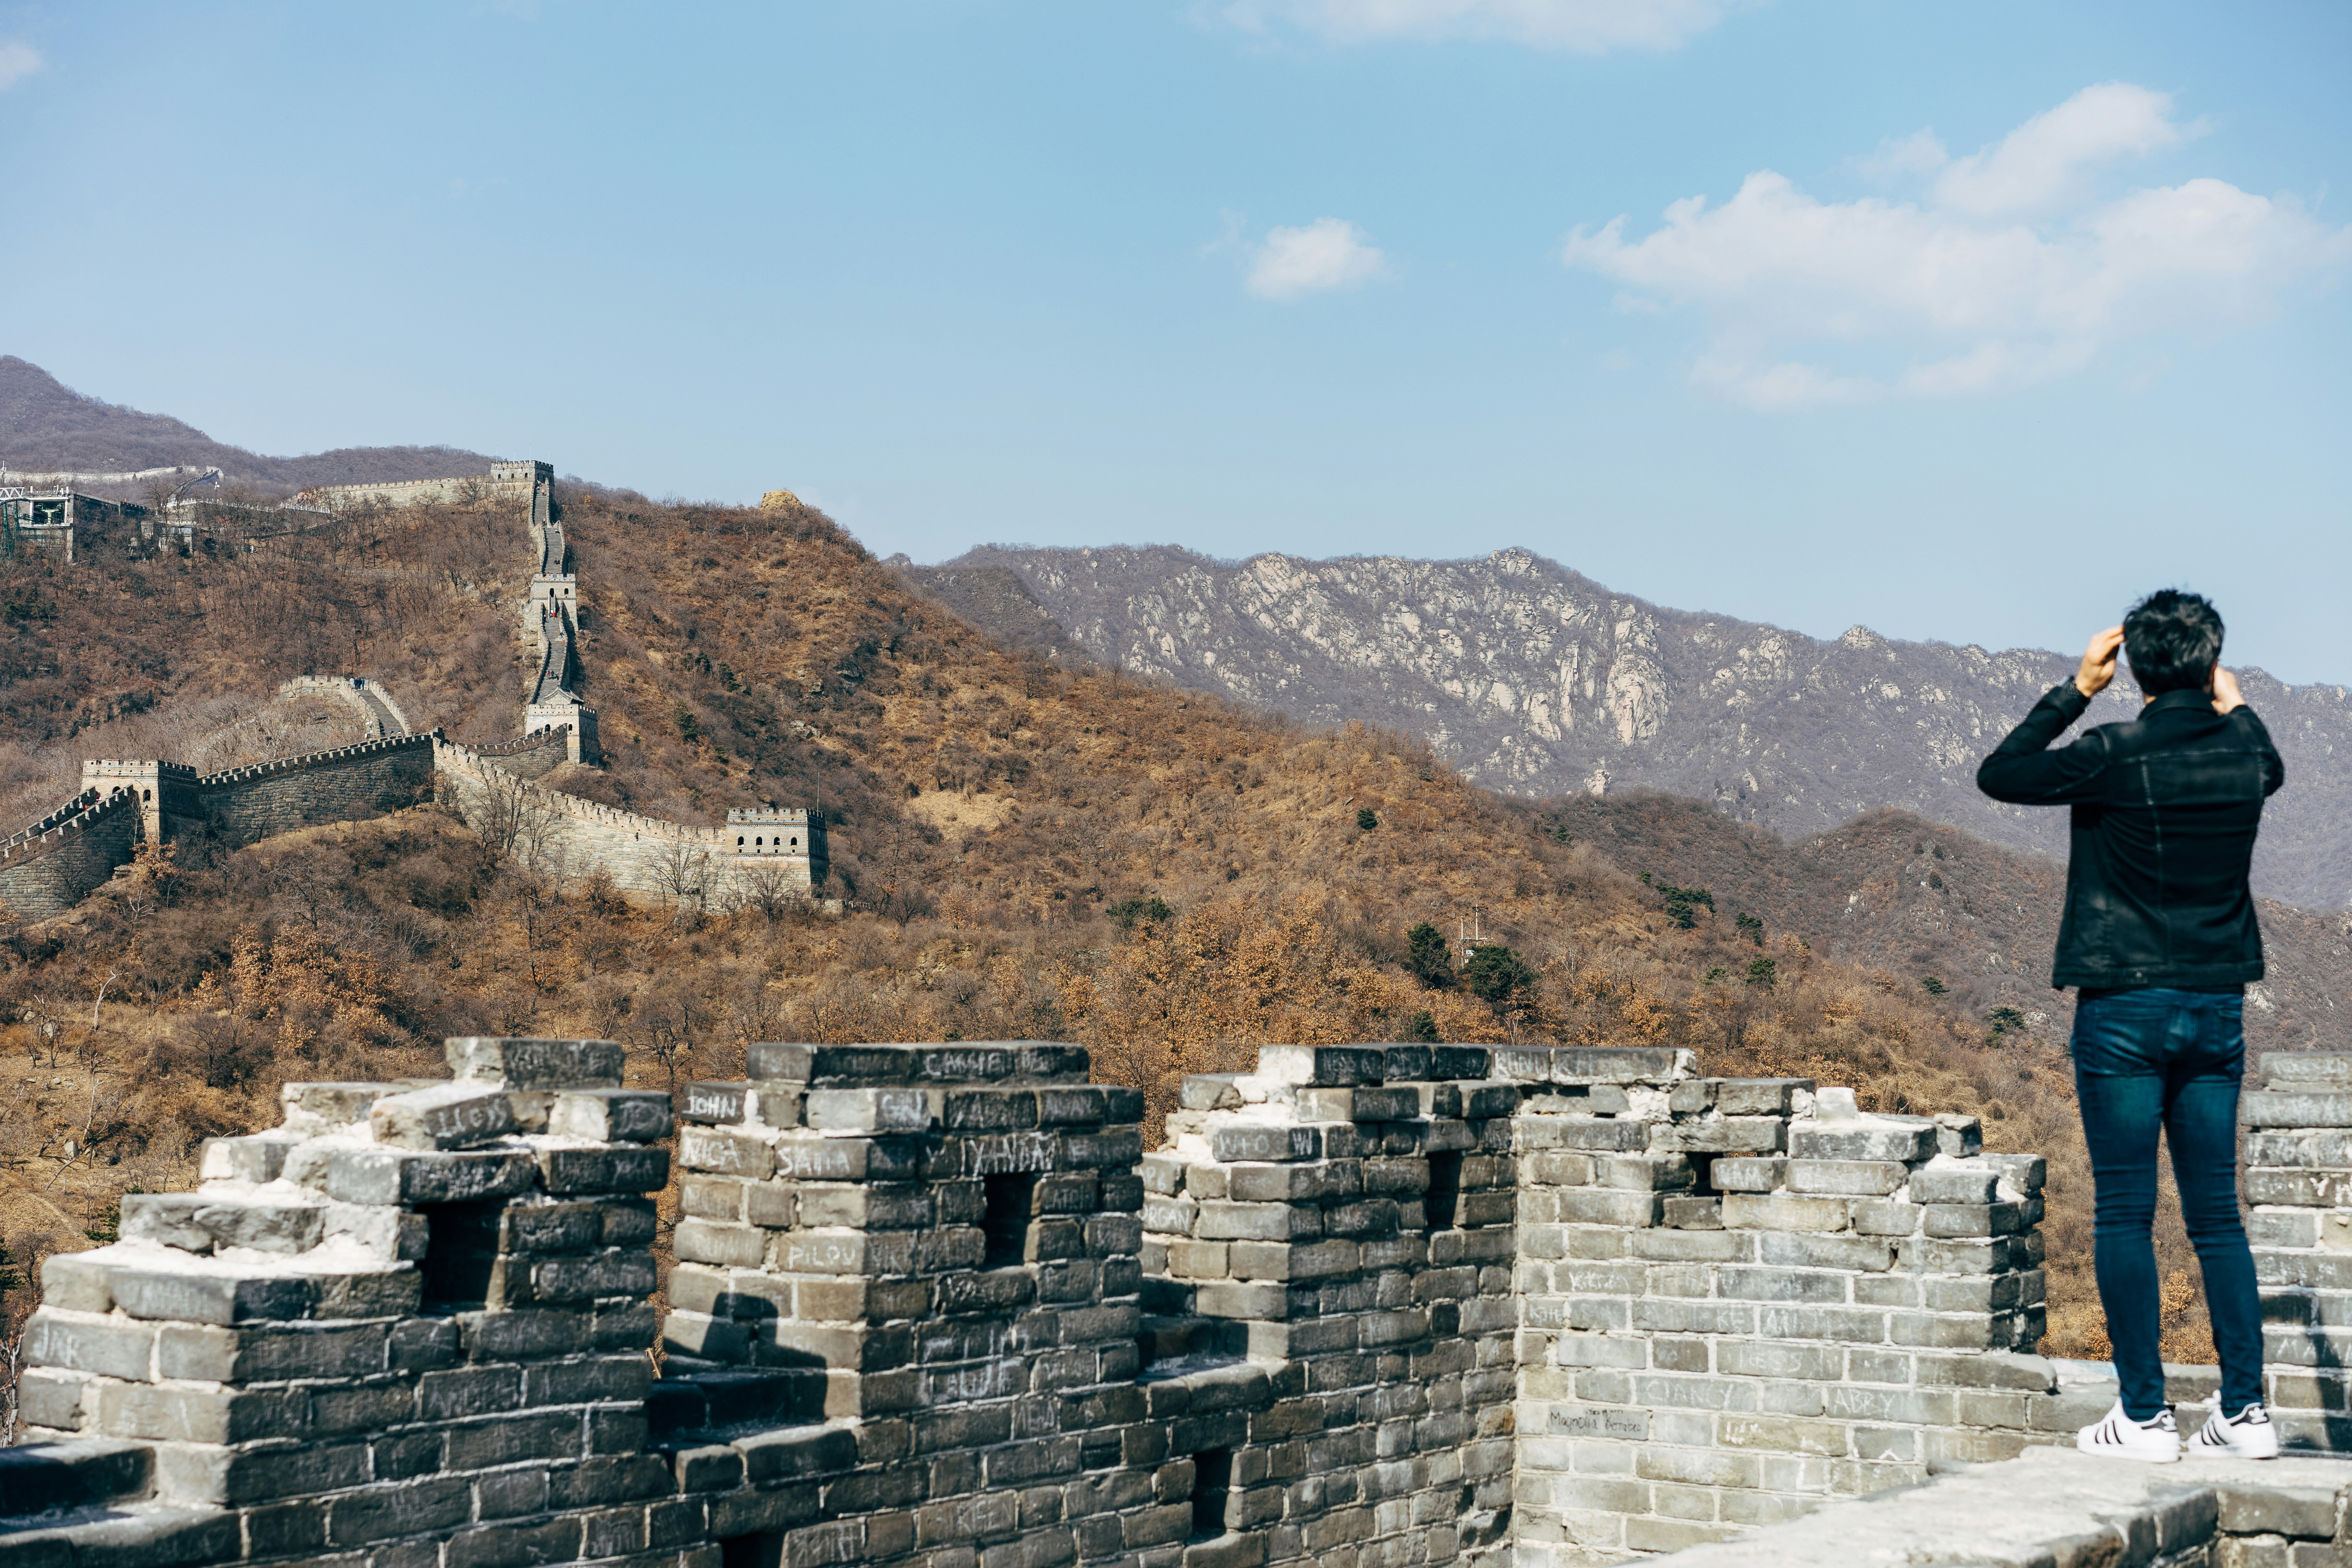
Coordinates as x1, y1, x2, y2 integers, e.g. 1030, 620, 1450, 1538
2123, 589, 2225, 695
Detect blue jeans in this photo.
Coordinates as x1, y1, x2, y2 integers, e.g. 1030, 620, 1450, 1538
2071, 987, 2263, 1418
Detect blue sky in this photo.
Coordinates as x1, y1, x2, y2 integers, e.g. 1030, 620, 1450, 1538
4, 2, 2348, 682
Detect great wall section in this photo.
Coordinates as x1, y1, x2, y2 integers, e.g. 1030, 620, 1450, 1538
0, 460, 824, 921
8, 464, 2352, 1565
4, 1037, 2352, 1567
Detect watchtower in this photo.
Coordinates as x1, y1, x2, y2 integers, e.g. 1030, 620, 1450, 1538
488, 459, 553, 487
78, 759, 196, 843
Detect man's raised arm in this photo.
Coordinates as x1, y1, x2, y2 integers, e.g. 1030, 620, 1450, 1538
1976, 627, 2119, 805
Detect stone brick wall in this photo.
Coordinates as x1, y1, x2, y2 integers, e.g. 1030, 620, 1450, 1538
16, 1037, 669, 1565
298, 475, 538, 512
191, 734, 439, 850
461, 726, 574, 782
2241, 1051, 2352, 1449
279, 676, 413, 740
7, 1039, 2352, 1567
1143, 1044, 1519, 1568
0, 786, 139, 917
436, 740, 818, 903
1509, 1060, 2058, 1558
662, 1044, 1174, 1568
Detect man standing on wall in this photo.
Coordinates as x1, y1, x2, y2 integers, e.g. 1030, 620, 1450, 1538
1978, 590, 2282, 1463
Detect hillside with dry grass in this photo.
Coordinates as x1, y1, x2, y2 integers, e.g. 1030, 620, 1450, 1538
0, 488, 2261, 1375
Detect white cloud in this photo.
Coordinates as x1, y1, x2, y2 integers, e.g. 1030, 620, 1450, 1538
1932, 82, 2189, 217
1247, 218, 1391, 300
1853, 129, 1948, 185
1221, 0, 1736, 51
0, 41, 44, 91
1563, 83, 2350, 409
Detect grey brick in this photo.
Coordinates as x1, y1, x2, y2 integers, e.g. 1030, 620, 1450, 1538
1710, 1156, 1787, 1192
24, 1310, 154, 1381
446, 1036, 624, 1089
323, 1147, 538, 1206
1787, 1120, 1936, 1163
1209, 1124, 1323, 1163
1787, 1160, 1906, 1197
537, 1145, 670, 1194
370, 1083, 518, 1150
328, 1479, 472, 1546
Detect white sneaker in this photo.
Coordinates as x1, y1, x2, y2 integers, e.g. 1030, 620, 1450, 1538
2187, 1397, 2278, 1460
2076, 1399, 2180, 1463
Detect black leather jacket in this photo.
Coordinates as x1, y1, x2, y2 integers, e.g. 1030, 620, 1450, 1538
1977, 683, 2283, 990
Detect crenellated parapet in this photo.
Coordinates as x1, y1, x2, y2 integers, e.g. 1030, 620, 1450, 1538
433, 739, 824, 901
12, 1036, 668, 1563
0, 785, 142, 917
4, 1036, 2352, 1566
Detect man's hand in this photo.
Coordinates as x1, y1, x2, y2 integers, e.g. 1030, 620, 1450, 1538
2212, 666, 2245, 714
2075, 626, 2124, 698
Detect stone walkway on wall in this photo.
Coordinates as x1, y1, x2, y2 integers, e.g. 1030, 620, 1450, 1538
1644, 1445, 2352, 1566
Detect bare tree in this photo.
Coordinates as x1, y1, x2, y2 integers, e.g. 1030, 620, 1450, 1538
465, 771, 561, 867
652, 838, 711, 927
0, 1228, 54, 1445
726, 862, 803, 924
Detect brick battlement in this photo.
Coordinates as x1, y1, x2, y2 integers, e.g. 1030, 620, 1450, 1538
84, 759, 199, 779
7, 1038, 2352, 1566
0, 786, 127, 861
463, 726, 572, 759
191, 731, 436, 789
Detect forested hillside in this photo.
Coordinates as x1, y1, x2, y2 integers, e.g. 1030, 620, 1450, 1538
0, 490, 2260, 1365
918, 544, 2352, 909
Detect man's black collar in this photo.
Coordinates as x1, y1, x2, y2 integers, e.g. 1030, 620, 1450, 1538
2144, 688, 2223, 714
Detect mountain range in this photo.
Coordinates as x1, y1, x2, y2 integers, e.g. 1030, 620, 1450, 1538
907, 546, 2352, 911
0, 356, 500, 496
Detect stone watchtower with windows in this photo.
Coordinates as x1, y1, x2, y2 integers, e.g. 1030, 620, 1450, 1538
724, 806, 820, 886
79, 759, 198, 844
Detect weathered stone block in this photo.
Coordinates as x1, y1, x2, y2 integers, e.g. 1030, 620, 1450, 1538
1548, 1120, 1650, 1152
199, 1134, 298, 1184
1788, 1120, 1937, 1163
371, 1083, 519, 1150
1227, 1161, 1359, 1204
1666, 1117, 1786, 1154
549, 1088, 674, 1142
1787, 1160, 1906, 1197
1722, 1193, 1852, 1234
681, 1127, 780, 1179
533, 1250, 658, 1301
2264, 1053, 2352, 1087
808, 1087, 940, 1133
1557, 1190, 1663, 1228
676, 1219, 771, 1269
323, 1147, 537, 1205
684, 1080, 750, 1124
447, 1036, 624, 1089
281, 1082, 399, 1129
25, 1310, 155, 1381
1922, 1202, 2026, 1238
1196, 1202, 1321, 1242
536, 1145, 670, 1194
746, 1042, 818, 1082
1712, 1157, 1788, 1192
1257, 1045, 1386, 1086
1209, 1124, 1323, 1163
2246, 1090, 2352, 1129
